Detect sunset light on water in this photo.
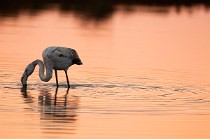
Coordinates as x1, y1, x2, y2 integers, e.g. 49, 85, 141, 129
0, 1, 210, 139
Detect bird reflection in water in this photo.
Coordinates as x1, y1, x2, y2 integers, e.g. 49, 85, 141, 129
21, 86, 35, 105
21, 86, 79, 134
38, 87, 79, 123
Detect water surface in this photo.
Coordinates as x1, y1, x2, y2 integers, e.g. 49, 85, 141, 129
0, 3, 210, 139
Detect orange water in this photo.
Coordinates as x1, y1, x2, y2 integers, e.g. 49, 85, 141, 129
0, 5, 210, 139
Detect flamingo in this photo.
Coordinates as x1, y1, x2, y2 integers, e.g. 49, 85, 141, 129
21, 46, 82, 88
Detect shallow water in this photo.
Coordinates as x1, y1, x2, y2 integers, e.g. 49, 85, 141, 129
0, 3, 210, 139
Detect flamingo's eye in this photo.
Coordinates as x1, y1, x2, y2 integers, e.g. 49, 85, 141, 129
59, 54, 64, 57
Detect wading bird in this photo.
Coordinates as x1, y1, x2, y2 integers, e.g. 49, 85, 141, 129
21, 46, 82, 88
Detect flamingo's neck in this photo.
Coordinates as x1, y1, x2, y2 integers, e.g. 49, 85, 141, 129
33, 60, 53, 82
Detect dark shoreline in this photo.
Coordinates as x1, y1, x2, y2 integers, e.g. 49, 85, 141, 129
0, 0, 209, 20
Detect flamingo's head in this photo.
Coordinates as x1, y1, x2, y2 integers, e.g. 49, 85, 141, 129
21, 75, 27, 87
21, 63, 35, 87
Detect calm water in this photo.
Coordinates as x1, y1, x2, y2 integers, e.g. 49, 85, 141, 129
0, 3, 210, 139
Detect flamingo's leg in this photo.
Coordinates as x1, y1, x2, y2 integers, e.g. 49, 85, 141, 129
54, 70, 59, 87
64, 70, 70, 88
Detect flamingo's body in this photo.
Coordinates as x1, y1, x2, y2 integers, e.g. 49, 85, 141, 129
21, 46, 82, 88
